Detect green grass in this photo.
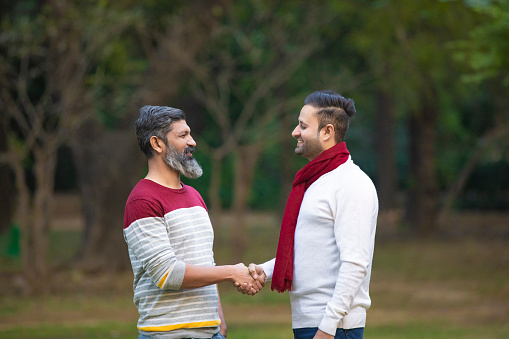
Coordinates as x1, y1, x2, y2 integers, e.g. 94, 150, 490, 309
1, 221, 509, 339
226, 324, 294, 339
0, 323, 136, 339
2, 321, 507, 339
364, 322, 509, 339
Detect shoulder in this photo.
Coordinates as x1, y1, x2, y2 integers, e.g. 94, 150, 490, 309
124, 180, 165, 228
326, 159, 379, 215
125, 180, 166, 211
127, 179, 162, 200
328, 158, 377, 195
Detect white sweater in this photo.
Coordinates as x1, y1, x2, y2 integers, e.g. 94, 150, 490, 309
260, 156, 378, 335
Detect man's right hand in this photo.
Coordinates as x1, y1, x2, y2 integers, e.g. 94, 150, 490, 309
231, 263, 263, 295
234, 263, 266, 295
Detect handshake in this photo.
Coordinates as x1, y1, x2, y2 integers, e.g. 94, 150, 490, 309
232, 263, 267, 296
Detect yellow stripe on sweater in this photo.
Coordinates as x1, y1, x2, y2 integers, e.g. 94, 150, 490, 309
157, 271, 169, 288
139, 319, 221, 332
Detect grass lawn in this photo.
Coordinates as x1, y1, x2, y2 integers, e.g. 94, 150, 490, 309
1, 214, 508, 338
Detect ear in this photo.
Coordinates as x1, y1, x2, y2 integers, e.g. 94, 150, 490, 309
321, 124, 335, 142
149, 136, 164, 155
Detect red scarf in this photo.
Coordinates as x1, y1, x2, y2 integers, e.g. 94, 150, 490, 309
271, 142, 350, 293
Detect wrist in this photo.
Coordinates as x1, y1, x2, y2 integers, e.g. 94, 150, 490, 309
225, 265, 236, 283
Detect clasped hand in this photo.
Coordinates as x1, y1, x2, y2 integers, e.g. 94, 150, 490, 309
233, 263, 266, 296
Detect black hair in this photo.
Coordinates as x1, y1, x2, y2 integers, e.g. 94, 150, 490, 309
304, 90, 356, 143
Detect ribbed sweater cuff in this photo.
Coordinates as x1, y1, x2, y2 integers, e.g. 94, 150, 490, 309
319, 316, 340, 336
165, 261, 187, 289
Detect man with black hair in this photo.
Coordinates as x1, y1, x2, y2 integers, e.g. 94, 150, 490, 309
240, 91, 378, 339
124, 105, 261, 339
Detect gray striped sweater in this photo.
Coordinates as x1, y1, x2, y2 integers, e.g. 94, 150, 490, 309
124, 179, 220, 338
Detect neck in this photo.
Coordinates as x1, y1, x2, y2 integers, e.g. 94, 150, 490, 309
145, 158, 182, 189
322, 140, 337, 152
306, 141, 338, 162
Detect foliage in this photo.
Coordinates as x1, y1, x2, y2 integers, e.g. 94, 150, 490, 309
0, 0, 508, 276
3, 0, 502, 213
453, 0, 509, 85
0, 0, 143, 281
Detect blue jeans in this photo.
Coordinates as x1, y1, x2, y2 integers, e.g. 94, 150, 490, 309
293, 327, 364, 339
138, 332, 226, 339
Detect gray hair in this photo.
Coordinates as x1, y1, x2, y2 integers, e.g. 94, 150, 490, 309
135, 105, 186, 158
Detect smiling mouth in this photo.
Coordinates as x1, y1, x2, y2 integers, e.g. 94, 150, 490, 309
185, 147, 195, 158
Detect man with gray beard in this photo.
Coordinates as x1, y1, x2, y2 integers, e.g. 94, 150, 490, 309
123, 105, 261, 339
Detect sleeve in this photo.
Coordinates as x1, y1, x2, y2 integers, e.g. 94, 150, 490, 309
124, 199, 187, 290
259, 258, 276, 282
318, 175, 378, 334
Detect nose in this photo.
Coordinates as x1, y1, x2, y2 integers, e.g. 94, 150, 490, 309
187, 135, 197, 147
292, 125, 300, 138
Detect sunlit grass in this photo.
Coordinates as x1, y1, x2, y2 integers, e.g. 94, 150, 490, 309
0, 322, 137, 339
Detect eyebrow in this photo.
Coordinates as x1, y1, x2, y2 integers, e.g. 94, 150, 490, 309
174, 127, 190, 135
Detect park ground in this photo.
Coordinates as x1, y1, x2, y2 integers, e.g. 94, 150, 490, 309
0, 194, 508, 338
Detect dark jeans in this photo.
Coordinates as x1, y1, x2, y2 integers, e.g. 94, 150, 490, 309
293, 327, 364, 339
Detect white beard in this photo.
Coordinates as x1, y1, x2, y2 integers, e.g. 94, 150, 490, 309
164, 146, 203, 179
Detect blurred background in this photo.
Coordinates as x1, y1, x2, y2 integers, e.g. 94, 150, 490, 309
0, 0, 508, 338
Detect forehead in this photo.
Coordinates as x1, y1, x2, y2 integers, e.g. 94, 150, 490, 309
169, 119, 190, 133
298, 105, 319, 125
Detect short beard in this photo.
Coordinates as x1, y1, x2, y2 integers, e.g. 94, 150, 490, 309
295, 136, 323, 160
164, 145, 203, 179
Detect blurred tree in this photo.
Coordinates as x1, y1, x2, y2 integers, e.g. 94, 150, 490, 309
0, 0, 137, 288
392, 1, 480, 236
440, 0, 509, 218
0, 118, 15, 235
72, 0, 228, 271
350, 0, 476, 236
348, 1, 402, 211
170, 0, 355, 260
453, 0, 509, 85
0, 0, 18, 237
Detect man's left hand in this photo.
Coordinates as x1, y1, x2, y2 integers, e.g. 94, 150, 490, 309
313, 329, 334, 339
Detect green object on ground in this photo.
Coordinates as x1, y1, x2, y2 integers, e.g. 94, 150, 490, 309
7, 223, 20, 257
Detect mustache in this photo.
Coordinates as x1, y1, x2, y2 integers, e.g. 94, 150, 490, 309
185, 147, 195, 154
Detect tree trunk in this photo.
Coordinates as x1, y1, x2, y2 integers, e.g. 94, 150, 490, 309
405, 105, 438, 237
16, 145, 58, 289
439, 136, 487, 222
375, 90, 398, 210
72, 121, 143, 271
69, 0, 234, 270
12, 154, 33, 293
439, 87, 509, 222
208, 153, 223, 223
231, 147, 260, 262
0, 120, 16, 235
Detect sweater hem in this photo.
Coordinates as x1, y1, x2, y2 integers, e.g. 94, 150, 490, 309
292, 311, 366, 330
138, 319, 221, 332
